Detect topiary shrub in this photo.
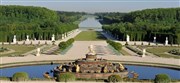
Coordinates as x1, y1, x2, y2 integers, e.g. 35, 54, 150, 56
66, 38, 74, 45
12, 72, 29, 81
58, 38, 75, 50
56, 72, 76, 82
154, 74, 171, 83
108, 74, 123, 82
58, 42, 67, 50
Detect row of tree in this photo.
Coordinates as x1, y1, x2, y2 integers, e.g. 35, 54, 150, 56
96, 8, 180, 44
0, 5, 85, 42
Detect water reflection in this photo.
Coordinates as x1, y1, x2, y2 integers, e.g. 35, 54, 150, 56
78, 17, 102, 30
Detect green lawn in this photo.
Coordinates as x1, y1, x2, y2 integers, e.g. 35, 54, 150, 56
146, 46, 180, 58
120, 48, 131, 56
0, 45, 38, 57
74, 30, 106, 41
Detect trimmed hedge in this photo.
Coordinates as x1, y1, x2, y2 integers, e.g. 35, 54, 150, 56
58, 38, 74, 50
169, 49, 180, 55
106, 40, 122, 51
12, 72, 29, 81
56, 72, 76, 82
0, 47, 8, 52
108, 74, 123, 82
154, 74, 171, 83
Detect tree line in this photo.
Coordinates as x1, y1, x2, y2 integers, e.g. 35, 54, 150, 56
96, 8, 180, 44
0, 5, 85, 42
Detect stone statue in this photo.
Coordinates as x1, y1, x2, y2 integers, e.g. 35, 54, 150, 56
76, 65, 80, 73
119, 63, 125, 71
61, 34, 64, 39
88, 45, 96, 55
26, 35, 29, 41
36, 48, 40, 56
13, 35, 17, 43
153, 37, 156, 43
103, 65, 108, 73
51, 34, 55, 41
110, 70, 114, 73
62, 68, 66, 72
165, 37, 168, 45
59, 65, 62, 70
126, 35, 130, 42
142, 48, 146, 57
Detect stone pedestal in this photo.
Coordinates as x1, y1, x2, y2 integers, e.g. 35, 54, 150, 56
86, 54, 97, 61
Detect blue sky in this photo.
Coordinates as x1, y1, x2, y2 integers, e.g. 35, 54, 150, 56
1, 0, 179, 13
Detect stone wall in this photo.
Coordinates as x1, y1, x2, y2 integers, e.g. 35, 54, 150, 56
74, 72, 128, 79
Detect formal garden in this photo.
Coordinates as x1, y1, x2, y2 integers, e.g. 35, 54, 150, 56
0, 45, 39, 57
145, 46, 180, 58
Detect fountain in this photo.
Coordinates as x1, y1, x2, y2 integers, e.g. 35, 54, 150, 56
53, 45, 128, 79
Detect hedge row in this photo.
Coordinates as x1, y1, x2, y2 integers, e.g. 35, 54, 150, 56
58, 38, 75, 50
106, 40, 122, 51
126, 45, 143, 55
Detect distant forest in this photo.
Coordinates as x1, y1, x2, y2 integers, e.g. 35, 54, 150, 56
96, 8, 180, 44
0, 5, 85, 42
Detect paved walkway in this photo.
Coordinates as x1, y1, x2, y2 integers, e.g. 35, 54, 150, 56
65, 41, 108, 58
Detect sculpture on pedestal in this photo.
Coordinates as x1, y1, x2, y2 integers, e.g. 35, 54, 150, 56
51, 34, 55, 41
88, 45, 96, 55
153, 37, 156, 43
36, 48, 40, 56
76, 65, 80, 73
165, 37, 168, 45
142, 48, 146, 57
13, 35, 17, 43
26, 35, 29, 41
126, 35, 130, 42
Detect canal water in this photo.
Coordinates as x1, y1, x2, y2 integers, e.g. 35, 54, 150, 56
78, 16, 102, 31
0, 64, 179, 80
